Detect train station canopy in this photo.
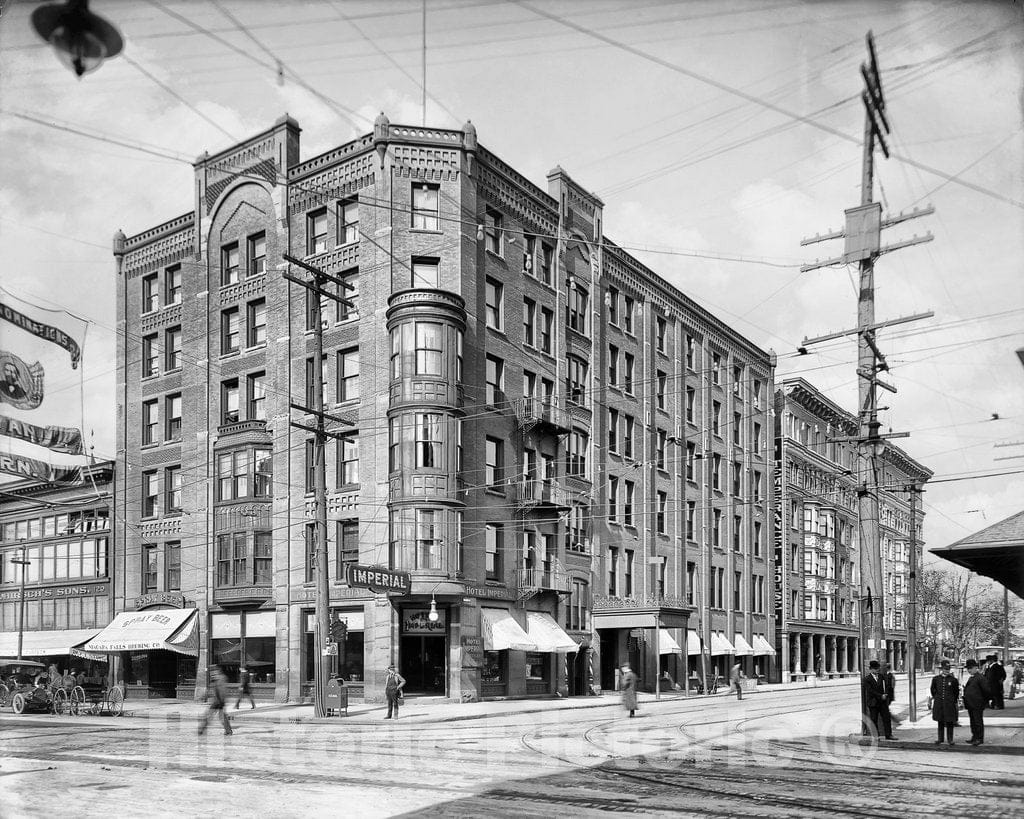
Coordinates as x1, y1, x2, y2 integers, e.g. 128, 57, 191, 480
72, 608, 199, 658
931, 510, 1024, 600
0, 628, 99, 658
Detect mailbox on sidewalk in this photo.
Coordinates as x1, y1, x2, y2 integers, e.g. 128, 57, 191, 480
325, 676, 348, 716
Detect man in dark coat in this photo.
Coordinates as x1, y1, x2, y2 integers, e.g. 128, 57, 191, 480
985, 654, 1006, 709
863, 659, 894, 739
620, 663, 639, 717
964, 658, 991, 745
198, 664, 233, 736
929, 659, 959, 745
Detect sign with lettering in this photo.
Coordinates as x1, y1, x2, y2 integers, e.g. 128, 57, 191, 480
461, 635, 484, 667
461, 585, 515, 601
402, 608, 446, 634
135, 591, 186, 610
773, 439, 786, 662
345, 565, 411, 594
0, 582, 107, 603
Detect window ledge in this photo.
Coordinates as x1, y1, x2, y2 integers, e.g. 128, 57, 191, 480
409, 228, 443, 236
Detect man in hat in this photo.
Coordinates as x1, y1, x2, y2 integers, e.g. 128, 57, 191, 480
929, 660, 959, 745
985, 653, 1006, 709
383, 663, 405, 719
862, 659, 894, 739
963, 658, 990, 745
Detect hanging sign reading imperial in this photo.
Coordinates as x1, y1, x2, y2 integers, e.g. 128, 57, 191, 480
345, 565, 411, 594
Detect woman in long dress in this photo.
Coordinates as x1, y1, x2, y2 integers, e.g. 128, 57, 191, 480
620, 663, 638, 717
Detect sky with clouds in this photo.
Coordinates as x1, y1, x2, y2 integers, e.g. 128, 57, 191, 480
1, 0, 1021, 570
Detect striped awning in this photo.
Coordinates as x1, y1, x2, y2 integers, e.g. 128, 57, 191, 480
72, 609, 198, 657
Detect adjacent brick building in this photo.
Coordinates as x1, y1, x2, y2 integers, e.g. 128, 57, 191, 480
112, 114, 776, 702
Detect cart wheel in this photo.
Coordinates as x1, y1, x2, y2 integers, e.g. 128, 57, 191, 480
108, 685, 124, 716
0, 683, 8, 708
52, 687, 68, 715
70, 686, 85, 716
12, 692, 26, 715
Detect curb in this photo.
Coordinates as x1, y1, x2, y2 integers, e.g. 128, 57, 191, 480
846, 734, 1024, 756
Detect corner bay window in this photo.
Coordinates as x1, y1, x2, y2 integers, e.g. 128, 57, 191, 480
216, 531, 271, 587
389, 508, 449, 571
217, 447, 272, 501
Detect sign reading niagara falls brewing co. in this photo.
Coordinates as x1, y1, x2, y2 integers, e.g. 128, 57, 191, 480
0, 289, 87, 484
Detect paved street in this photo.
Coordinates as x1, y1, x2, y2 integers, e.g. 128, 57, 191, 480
3, 687, 1023, 817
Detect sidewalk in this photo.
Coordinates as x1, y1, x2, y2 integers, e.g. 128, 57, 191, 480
851, 684, 1024, 755
102, 674, 861, 726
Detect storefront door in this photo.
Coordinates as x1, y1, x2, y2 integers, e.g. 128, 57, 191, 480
149, 651, 178, 698
400, 635, 446, 694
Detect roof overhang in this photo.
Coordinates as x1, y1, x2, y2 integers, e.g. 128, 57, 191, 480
931, 542, 1024, 600
591, 598, 692, 630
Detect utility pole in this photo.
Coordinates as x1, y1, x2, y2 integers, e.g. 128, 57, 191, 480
14, 544, 30, 661
798, 31, 935, 735
906, 483, 921, 721
283, 253, 357, 717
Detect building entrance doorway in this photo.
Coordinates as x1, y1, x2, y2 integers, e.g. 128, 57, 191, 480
400, 635, 446, 694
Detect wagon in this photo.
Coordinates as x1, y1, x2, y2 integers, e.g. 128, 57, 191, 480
0, 660, 68, 715
68, 682, 124, 716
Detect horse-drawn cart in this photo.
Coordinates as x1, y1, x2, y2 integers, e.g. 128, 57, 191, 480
69, 682, 124, 716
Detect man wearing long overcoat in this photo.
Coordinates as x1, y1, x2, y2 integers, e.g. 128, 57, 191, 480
863, 660, 893, 739
929, 659, 959, 745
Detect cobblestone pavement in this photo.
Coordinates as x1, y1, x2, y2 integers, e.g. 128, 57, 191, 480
2, 687, 1022, 817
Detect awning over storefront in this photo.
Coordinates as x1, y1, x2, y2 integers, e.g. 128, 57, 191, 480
710, 633, 736, 655
525, 612, 579, 653
686, 630, 703, 655
733, 634, 755, 656
752, 635, 777, 656
73, 609, 199, 657
481, 608, 537, 652
0, 628, 99, 658
658, 629, 682, 654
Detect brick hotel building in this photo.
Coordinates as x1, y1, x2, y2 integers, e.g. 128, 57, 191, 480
113, 115, 775, 702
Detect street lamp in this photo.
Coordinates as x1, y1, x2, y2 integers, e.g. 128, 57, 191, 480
428, 594, 439, 623
12, 544, 31, 661
31, 0, 124, 78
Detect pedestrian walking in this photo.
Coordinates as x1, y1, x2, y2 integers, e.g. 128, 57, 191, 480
620, 663, 639, 717
729, 661, 744, 701
198, 664, 233, 736
235, 666, 255, 710
963, 658, 990, 746
384, 663, 405, 719
984, 654, 1006, 709
929, 659, 959, 745
863, 660, 894, 739
1011, 660, 1023, 700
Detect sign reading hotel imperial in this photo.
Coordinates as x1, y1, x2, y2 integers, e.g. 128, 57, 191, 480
345, 565, 411, 595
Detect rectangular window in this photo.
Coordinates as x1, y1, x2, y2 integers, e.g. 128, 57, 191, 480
567, 285, 587, 334
254, 530, 272, 584
712, 400, 722, 435
713, 509, 722, 548
165, 393, 182, 441
253, 448, 272, 497
753, 379, 763, 408
142, 399, 158, 445
622, 415, 634, 459
304, 525, 317, 583
414, 322, 443, 375
753, 422, 762, 455
337, 269, 359, 321
165, 466, 182, 514
247, 232, 266, 277
608, 286, 619, 325
686, 501, 696, 540
657, 371, 667, 410
656, 429, 667, 470
712, 453, 722, 490
222, 378, 239, 424
685, 334, 695, 370
337, 434, 359, 487
484, 209, 502, 254
686, 442, 696, 481
608, 344, 618, 386
142, 333, 158, 378
623, 353, 634, 394
623, 480, 635, 526
569, 579, 589, 631
165, 541, 181, 591
485, 355, 504, 405
623, 296, 634, 334
164, 326, 182, 371
568, 428, 588, 478
485, 437, 504, 489
608, 475, 618, 522
337, 347, 360, 402
305, 439, 315, 493
733, 365, 743, 396
221, 242, 240, 285
415, 413, 442, 468
247, 372, 266, 421
733, 514, 742, 551
411, 183, 439, 230
142, 471, 158, 518
539, 307, 553, 353
754, 521, 763, 557
485, 278, 503, 330
686, 561, 696, 605
307, 208, 327, 254
412, 257, 439, 288
336, 520, 358, 576
221, 307, 240, 354
608, 546, 619, 595
485, 523, 504, 581
247, 299, 266, 347
338, 198, 359, 245
685, 387, 695, 423
733, 412, 742, 446
539, 243, 553, 285
753, 470, 762, 503
523, 235, 536, 274
305, 355, 327, 408
733, 461, 742, 496
523, 298, 536, 347
712, 352, 722, 385
734, 570, 742, 610
567, 356, 587, 404
656, 316, 667, 352
657, 490, 668, 534
142, 273, 159, 313
143, 544, 157, 593
608, 408, 619, 453
165, 264, 182, 305
624, 549, 634, 596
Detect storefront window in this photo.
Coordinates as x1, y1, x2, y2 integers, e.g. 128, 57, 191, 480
525, 652, 549, 682
304, 609, 364, 683
481, 651, 507, 686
